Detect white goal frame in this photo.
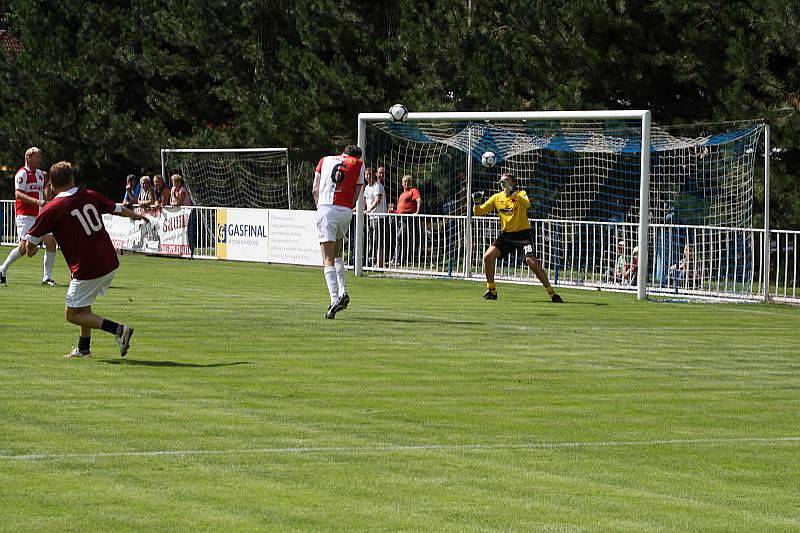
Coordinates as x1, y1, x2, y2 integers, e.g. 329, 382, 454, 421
356, 110, 653, 299
160, 147, 292, 209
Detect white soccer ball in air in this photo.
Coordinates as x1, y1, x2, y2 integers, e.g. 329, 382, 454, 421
481, 151, 497, 168
389, 103, 408, 122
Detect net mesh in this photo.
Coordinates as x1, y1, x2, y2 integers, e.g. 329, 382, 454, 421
367, 120, 762, 227
362, 118, 765, 298
162, 149, 297, 209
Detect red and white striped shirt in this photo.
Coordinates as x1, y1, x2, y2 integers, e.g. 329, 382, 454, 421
14, 165, 45, 216
315, 154, 365, 208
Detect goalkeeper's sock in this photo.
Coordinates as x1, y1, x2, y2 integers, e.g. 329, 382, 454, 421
486, 282, 496, 293
545, 286, 555, 296
324, 266, 339, 305
334, 257, 347, 297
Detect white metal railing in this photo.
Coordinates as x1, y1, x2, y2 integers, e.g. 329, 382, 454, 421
360, 211, 800, 303
2, 200, 797, 304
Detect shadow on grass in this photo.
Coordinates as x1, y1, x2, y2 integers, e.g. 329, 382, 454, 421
558, 301, 609, 306
97, 359, 253, 368
357, 316, 483, 326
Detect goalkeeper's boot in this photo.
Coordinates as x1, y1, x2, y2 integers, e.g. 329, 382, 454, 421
64, 347, 91, 359
115, 324, 134, 357
482, 289, 498, 300
42, 278, 56, 287
0, 272, 6, 285
551, 293, 564, 303
338, 293, 350, 311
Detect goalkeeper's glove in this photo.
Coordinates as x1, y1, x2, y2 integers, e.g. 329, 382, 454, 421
471, 191, 485, 204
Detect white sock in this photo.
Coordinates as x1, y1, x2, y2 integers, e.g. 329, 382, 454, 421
334, 258, 346, 297
43, 250, 56, 281
324, 266, 339, 305
0, 247, 23, 275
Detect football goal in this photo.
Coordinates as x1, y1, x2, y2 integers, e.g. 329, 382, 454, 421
355, 111, 769, 301
160, 148, 294, 209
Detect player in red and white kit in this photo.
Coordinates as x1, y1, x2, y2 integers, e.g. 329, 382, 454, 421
0, 147, 59, 286
25, 161, 150, 359
312, 144, 365, 319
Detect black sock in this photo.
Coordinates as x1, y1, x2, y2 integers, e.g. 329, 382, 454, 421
101, 319, 121, 335
78, 336, 91, 352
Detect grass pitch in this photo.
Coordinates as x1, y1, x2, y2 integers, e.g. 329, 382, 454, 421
1, 249, 799, 531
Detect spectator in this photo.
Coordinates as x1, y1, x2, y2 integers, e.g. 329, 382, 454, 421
122, 174, 138, 208
624, 246, 639, 284
389, 174, 421, 265
389, 174, 421, 215
170, 174, 192, 206
364, 167, 387, 214
375, 166, 386, 186
170, 173, 195, 257
613, 240, 627, 283
153, 174, 170, 207
670, 243, 696, 287
137, 176, 155, 207
363, 167, 387, 267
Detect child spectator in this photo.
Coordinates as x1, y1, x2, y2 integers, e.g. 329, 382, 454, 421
169, 174, 192, 206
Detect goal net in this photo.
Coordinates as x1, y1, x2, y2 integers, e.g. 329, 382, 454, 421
160, 148, 297, 209
357, 112, 766, 300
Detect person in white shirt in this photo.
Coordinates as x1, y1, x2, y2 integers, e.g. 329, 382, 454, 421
363, 167, 387, 267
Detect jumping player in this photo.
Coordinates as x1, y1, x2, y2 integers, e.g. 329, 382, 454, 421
312, 144, 365, 319
0, 147, 59, 286
24, 161, 150, 358
472, 173, 563, 302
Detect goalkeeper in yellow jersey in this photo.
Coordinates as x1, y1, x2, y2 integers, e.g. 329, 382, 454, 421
472, 173, 563, 302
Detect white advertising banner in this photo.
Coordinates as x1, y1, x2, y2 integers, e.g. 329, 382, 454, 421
266, 209, 322, 266
103, 206, 191, 256
214, 208, 269, 262
215, 208, 322, 266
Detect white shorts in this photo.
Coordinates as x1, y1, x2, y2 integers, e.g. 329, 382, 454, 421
65, 270, 117, 308
15, 215, 35, 239
316, 205, 352, 243
15, 215, 52, 240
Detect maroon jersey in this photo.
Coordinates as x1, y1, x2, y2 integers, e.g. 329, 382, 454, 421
27, 187, 120, 280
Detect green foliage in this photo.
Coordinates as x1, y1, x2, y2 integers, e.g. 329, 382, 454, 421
1, 1, 799, 226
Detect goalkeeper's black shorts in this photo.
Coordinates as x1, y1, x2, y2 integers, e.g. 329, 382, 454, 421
492, 228, 537, 259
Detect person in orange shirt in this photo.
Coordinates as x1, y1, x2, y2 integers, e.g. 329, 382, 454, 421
389, 175, 421, 264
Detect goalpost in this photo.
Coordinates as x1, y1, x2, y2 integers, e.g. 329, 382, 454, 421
160, 148, 292, 209
356, 111, 768, 301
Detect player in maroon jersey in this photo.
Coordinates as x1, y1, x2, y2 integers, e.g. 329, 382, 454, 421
25, 161, 150, 359
312, 144, 365, 319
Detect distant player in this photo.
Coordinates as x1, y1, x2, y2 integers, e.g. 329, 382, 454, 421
472, 173, 563, 302
24, 161, 149, 358
0, 147, 59, 286
312, 144, 365, 319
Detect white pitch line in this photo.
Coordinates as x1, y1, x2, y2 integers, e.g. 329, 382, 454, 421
2, 436, 800, 462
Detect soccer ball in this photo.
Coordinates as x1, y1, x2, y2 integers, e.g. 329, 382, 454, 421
481, 151, 497, 168
389, 103, 408, 122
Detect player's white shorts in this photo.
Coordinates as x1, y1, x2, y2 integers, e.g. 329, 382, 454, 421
15, 215, 52, 240
15, 215, 36, 239
65, 269, 117, 308
316, 204, 352, 243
